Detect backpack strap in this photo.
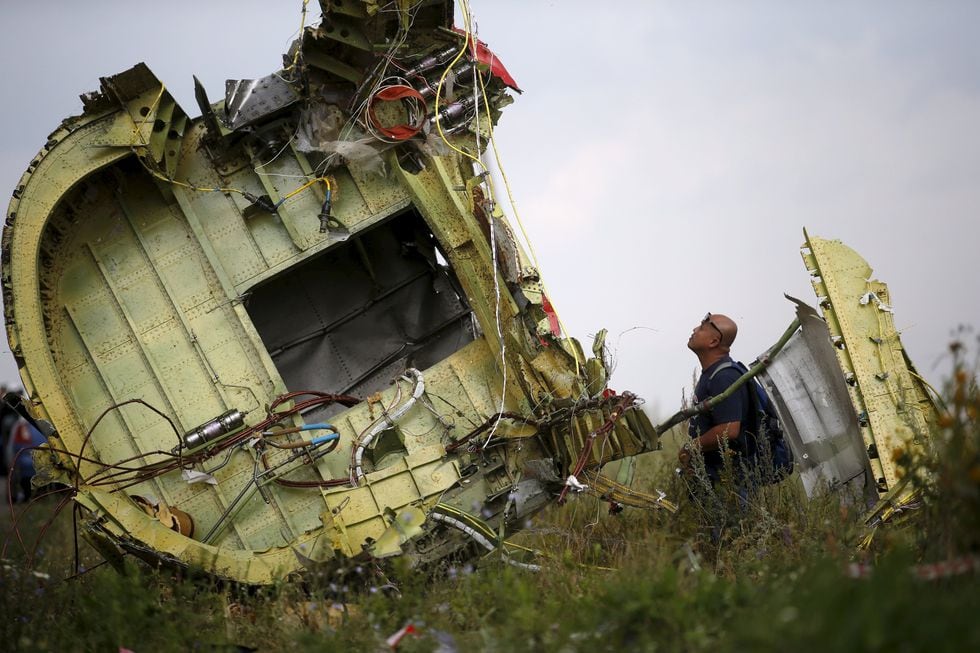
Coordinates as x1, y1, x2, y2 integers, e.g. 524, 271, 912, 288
708, 360, 776, 420
708, 360, 735, 381
707, 360, 792, 480
707, 359, 756, 431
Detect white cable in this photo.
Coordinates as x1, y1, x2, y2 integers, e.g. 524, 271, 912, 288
467, 5, 481, 153
338, 4, 422, 144
430, 512, 496, 551
459, 0, 508, 451
311, 5, 420, 177
361, 76, 426, 144
430, 511, 541, 572
501, 552, 541, 572
253, 134, 298, 175
351, 368, 425, 484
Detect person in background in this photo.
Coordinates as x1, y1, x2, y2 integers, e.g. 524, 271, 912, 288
0, 386, 21, 476
6, 415, 47, 502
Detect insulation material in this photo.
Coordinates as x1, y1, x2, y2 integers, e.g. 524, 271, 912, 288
295, 104, 347, 149
296, 105, 386, 175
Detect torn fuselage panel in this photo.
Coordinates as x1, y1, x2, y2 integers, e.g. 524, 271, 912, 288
3, 1, 660, 584
801, 230, 938, 496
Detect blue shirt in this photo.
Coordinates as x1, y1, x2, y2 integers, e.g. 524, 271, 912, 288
688, 356, 753, 474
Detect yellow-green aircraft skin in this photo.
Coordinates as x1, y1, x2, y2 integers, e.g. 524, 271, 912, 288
2, 1, 662, 584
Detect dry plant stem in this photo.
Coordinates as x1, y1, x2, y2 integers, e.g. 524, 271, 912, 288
654, 317, 801, 437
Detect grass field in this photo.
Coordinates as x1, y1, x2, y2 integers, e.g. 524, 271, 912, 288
2, 345, 978, 652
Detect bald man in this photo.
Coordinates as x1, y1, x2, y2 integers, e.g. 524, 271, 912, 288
678, 312, 754, 483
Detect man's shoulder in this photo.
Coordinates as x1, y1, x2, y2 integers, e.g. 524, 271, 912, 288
706, 359, 746, 393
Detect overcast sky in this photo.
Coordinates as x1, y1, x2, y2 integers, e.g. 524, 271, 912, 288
1, 1, 977, 418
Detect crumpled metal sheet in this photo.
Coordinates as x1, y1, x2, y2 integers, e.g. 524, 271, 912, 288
224, 73, 300, 129
759, 296, 874, 502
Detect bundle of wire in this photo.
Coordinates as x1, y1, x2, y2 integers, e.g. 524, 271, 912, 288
75, 391, 360, 493
363, 80, 428, 142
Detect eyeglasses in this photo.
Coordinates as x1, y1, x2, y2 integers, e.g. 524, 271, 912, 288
702, 313, 725, 345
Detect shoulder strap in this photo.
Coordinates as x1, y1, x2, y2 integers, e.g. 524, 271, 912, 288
709, 360, 776, 417
708, 360, 735, 381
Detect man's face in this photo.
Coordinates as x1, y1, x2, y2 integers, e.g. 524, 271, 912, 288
687, 313, 723, 351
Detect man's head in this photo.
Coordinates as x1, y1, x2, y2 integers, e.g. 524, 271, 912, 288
687, 312, 737, 356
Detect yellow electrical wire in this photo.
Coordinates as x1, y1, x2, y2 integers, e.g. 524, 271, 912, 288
433, 4, 491, 179
129, 83, 167, 145
434, 2, 517, 442
858, 488, 921, 549
437, 502, 617, 572
464, 9, 579, 372
473, 56, 581, 373
284, 0, 311, 73
435, 503, 498, 540
280, 175, 333, 202
910, 370, 948, 412
126, 83, 250, 197
124, 83, 332, 209
436, 0, 581, 372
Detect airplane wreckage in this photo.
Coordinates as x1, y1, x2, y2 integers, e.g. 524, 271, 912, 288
2, 1, 938, 585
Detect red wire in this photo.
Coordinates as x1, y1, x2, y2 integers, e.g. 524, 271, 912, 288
367, 85, 428, 140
